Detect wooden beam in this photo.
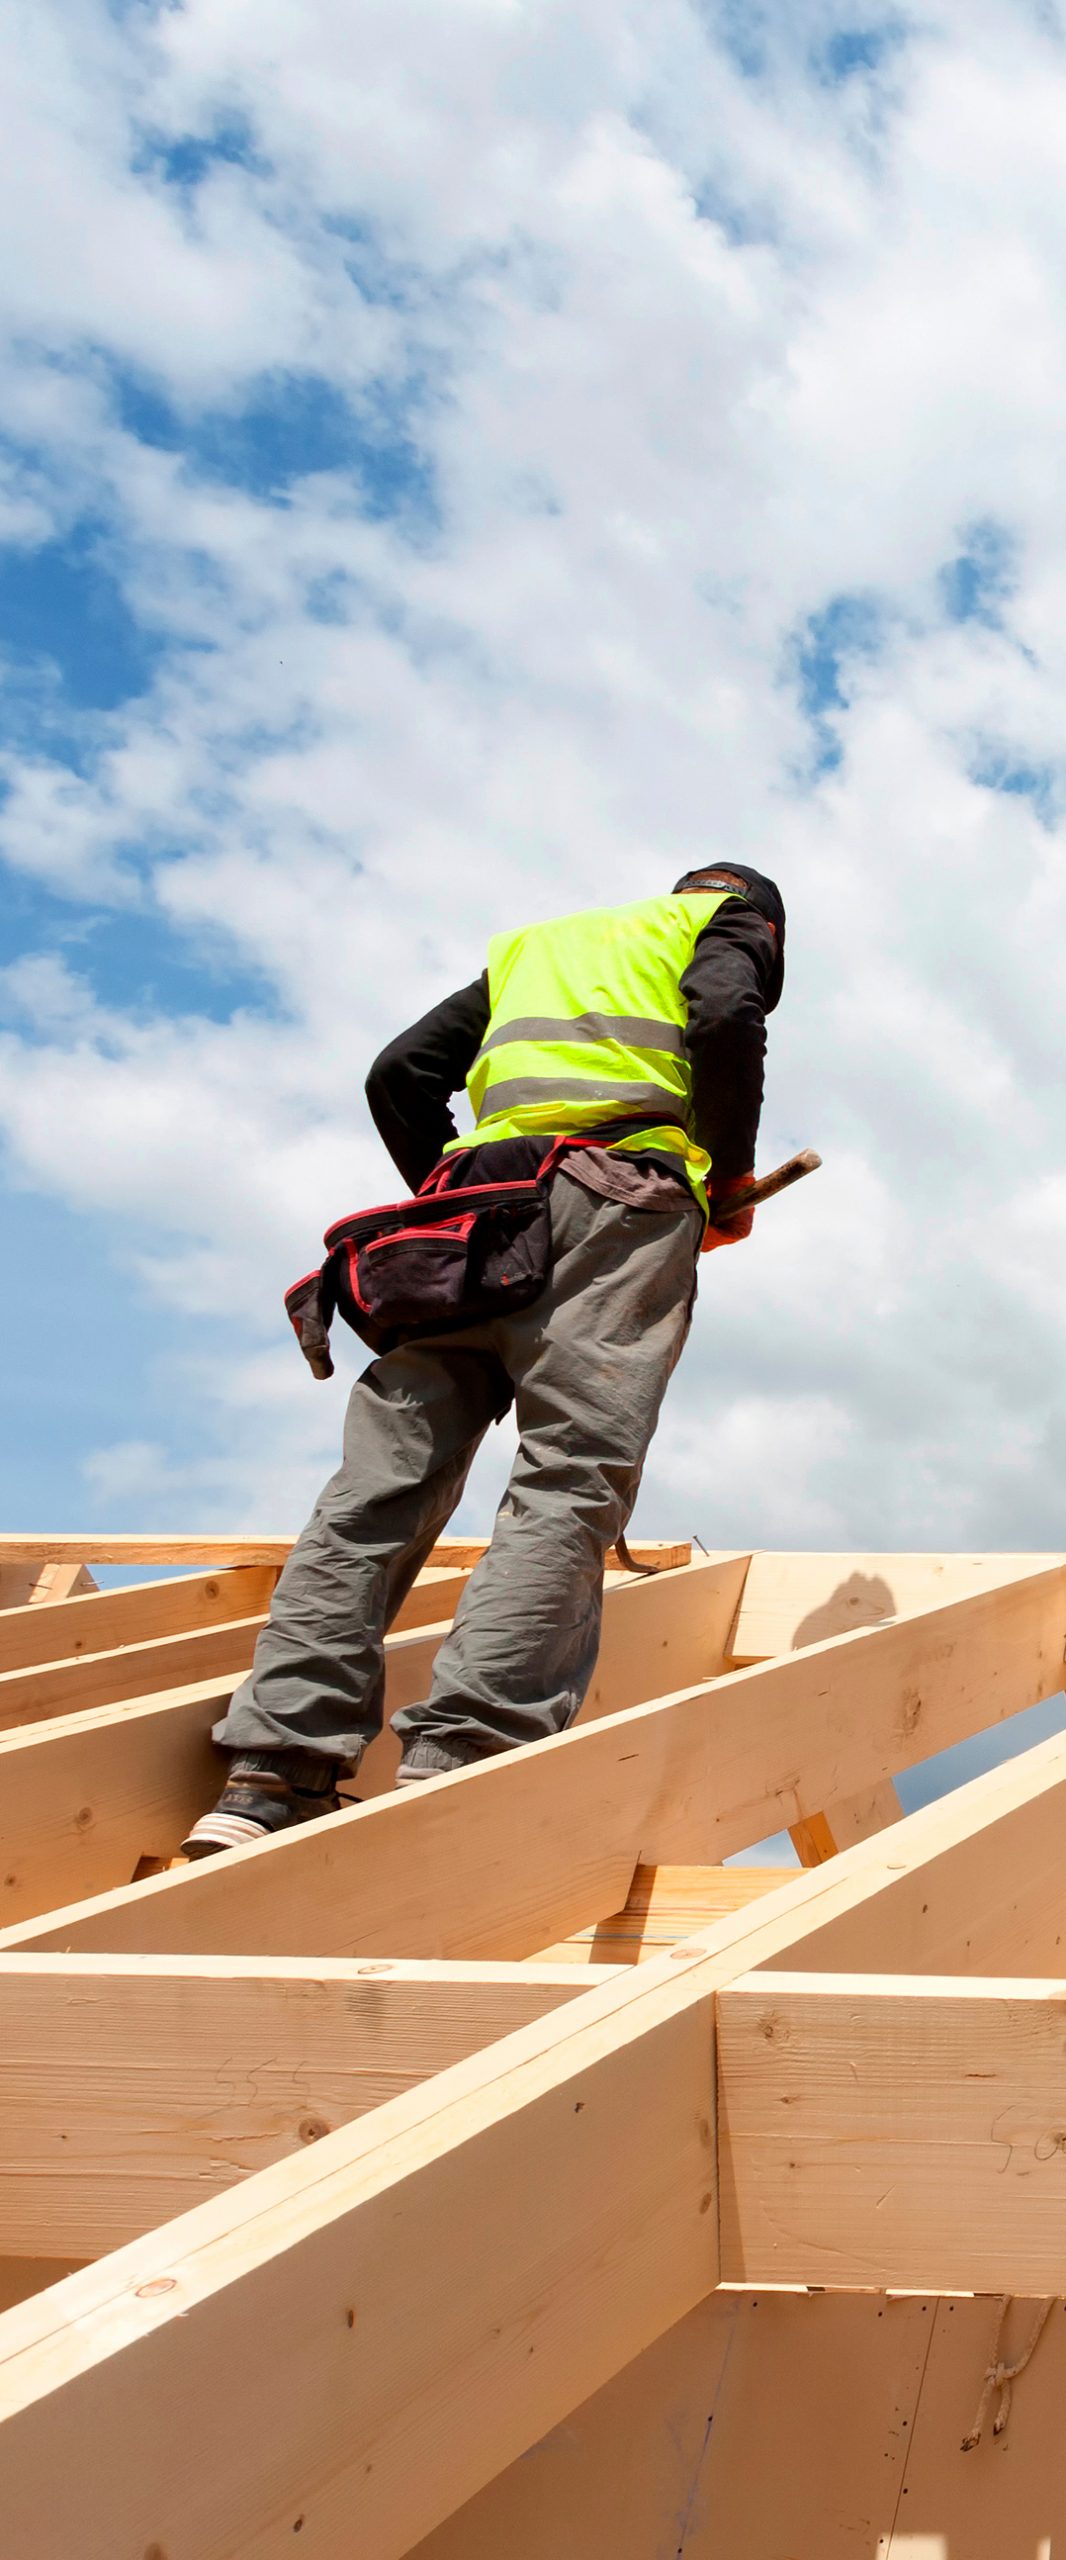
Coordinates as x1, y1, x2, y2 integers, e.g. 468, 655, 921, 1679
0, 1954, 618, 2259
0, 1679, 238, 1926
0, 1560, 96, 1612
0, 1535, 301, 1567
0, 1615, 451, 1924
0, 1583, 459, 1732
0, 1556, 745, 1930
729, 1548, 1061, 1661
0, 1567, 471, 1681
719, 1969, 1066, 2293
762, 1722, 1066, 1978
0, 1615, 267, 1732
0, 1568, 277, 1676
535, 1863, 797, 1964
789, 1775, 904, 1866
0, 1533, 691, 1572
6, 1563, 1061, 1961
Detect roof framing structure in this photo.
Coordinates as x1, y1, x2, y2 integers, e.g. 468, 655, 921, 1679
1, 1537, 1065, 2557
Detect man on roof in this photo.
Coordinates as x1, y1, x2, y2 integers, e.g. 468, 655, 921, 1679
182, 861, 786, 1856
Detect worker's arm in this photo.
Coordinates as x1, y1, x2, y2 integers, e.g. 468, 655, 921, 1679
680, 901, 777, 1198
366, 975, 490, 1191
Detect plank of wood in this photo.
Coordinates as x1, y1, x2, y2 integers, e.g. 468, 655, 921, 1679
719, 1969, 1066, 2292
763, 1723, 1066, 1978
536, 1863, 798, 1964
0, 1561, 474, 1726
0, 1609, 451, 1926
0, 1562, 97, 1611
0, 1679, 231, 1925
730, 1548, 1062, 1661
4, 1755, 1062, 2560
437, 1537, 693, 1572
27, 1561, 97, 1604
789, 1775, 905, 1866
6, 1563, 1061, 1962
0, 1568, 279, 1676
0, 1954, 618, 2259
0, 1614, 269, 1731
0, 1533, 692, 1571
0, 1557, 744, 1927
0, 1535, 301, 1567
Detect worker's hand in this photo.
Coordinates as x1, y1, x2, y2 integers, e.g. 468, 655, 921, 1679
701, 1171, 755, 1254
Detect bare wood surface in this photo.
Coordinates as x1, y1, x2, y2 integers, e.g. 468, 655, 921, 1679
720, 1969, 1066, 2292
415, 2290, 937, 2560
0, 1954, 618, 2259
536, 1862, 797, 1964
0, 1571, 469, 1725
789, 1775, 905, 1866
0, 1679, 230, 1926
765, 1723, 1066, 1978
0, 1615, 268, 1733
730, 1547, 1062, 1660
0, 1607, 451, 1926
0, 1566, 470, 1682
0, 1568, 276, 1676
6, 1565, 1061, 1962
0, 1533, 691, 1571
415, 2287, 1066, 2560
0, 1561, 97, 1612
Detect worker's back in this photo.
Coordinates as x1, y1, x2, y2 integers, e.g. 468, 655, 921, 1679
452, 887, 738, 1187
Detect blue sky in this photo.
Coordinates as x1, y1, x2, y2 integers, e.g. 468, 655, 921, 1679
2, 0, 1066, 1588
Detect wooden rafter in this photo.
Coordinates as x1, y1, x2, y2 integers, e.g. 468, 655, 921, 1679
0, 1533, 692, 1572
0, 1557, 745, 1929
5, 1562, 1062, 1960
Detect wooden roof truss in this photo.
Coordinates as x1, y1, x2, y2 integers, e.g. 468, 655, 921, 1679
1, 1536, 1065, 2556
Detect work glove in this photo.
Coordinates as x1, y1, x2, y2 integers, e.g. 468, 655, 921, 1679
701, 1171, 755, 1255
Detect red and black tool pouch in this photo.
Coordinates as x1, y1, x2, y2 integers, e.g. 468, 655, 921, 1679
285, 1139, 569, 1370
285, 1122, 678, 1374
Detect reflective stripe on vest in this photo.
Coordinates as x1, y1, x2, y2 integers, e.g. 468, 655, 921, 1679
473, 1012, 686, 1064
447, 889, 739, 1200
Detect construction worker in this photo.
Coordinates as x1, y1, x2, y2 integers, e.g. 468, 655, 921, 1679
182, 862, 786, 1856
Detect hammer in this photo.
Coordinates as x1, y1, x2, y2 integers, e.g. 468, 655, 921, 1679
706, 1148, 822, 1229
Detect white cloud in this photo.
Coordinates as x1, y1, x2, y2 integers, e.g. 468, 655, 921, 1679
2, 0, 1066, 1553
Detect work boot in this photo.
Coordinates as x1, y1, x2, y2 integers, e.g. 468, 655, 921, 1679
179, 1748, 343, 1860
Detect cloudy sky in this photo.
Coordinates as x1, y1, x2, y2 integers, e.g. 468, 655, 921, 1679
2, 0, 1065, 1570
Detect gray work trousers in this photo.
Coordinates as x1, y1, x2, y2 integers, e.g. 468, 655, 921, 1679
216, 1171, 701, 1777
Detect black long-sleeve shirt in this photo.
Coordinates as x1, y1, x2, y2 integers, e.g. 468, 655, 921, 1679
366, 901, 776, 1195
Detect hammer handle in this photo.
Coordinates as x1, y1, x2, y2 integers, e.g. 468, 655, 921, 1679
707, 1148, 822, 1228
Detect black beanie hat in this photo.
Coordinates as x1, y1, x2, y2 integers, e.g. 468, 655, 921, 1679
672, 861, 786, 1012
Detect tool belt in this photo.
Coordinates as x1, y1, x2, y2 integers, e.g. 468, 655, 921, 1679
284, 1122, 679, 1376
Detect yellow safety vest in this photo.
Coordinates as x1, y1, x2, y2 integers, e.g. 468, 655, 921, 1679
444, 890, 738, 1206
